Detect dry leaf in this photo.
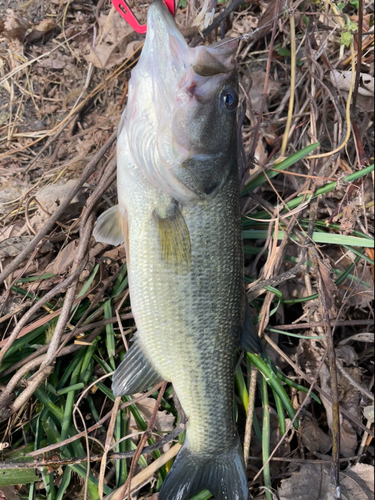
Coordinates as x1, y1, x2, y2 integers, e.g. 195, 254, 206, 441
330, 70, 374, 97
0, 179, 31, 215
45, 240, 79, 275
38, 54, 74, 70
301, 417, 332, 454
83, 12, 141, 69
191, 0, 216, 33
279, 463, 375, 500
34, 179, 87, 216
0, 236, 52, 260
363, 405, 374, 423
26, 19, 56, 44
340, 418, 358, 458
248, 71, 280, 112
129, 397, 175, 435
253, 0, 285, 40
0, 486, 21, 500
0, 9, 29, 40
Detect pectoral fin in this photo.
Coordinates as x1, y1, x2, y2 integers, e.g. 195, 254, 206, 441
93, 205, 125, 246
239, 295, 263, 354
154, 202, 191, 272
112, 337, 163, 396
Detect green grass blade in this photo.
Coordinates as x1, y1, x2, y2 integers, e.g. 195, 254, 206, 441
260, 375, 272, 500
242, 143, 320, 193
191, 491, 212, 500
55, 466, 72, 500
274, 391, 286, 435
104, 299, 116, 371
0, 469, 38, 487
61, 357, 83, 441
247, 353, 298, 429
243, 229, 374, 248
235, 364, 249, 411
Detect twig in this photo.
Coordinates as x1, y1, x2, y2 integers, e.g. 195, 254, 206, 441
351, 0, 363, 113
119, 382, 168, 500
280, 7, 296, 157
0, 313, 133, 378
28, 383, 166, 457
310, 248, 340, 498
0, 447, 364, 471
243, 364, 258, 465
104, 444, 182, 500
247, 0, 280, 170
0, 262, 87, 371
307, 31, 355, 160
99, 397, 121, 499
270, 319, 374, 330
41, 215, 95, 369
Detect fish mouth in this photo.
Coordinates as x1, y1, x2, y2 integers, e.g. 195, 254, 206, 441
140, 0, 189, 87
142, 1, 237, 86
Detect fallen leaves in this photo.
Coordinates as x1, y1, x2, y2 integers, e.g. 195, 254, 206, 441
0, 10, 29, 40
278, 463, 375, 500
301, 417, 332, 454
83, 11, 142, 69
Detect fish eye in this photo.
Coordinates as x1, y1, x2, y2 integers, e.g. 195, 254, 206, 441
221, 86, 238, 111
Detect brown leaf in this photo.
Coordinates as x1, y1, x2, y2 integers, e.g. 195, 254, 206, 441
248, 71, 280, 112
301, 417, 332, 454
0, 486, 21, 500
0, 236, 53, 260
45, 240, 79, 275
254, 0, 285, 41
317, 257, 337, 314
38, 54, 74, 70
83, 12, 141, 69
26, 19, 57, 44
279, 463, 375, 500
340, 418, 358, 458
129, 396, 175, 435
0, 9, 29, 40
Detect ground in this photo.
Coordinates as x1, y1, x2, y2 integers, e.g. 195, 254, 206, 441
0, 1, 374, 499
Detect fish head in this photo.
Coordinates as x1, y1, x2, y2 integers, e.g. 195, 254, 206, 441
121, 0, 239, 202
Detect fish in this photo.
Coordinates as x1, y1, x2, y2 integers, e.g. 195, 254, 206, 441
94, 1, 262, 498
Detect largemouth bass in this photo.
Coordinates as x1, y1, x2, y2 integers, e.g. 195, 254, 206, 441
94, 1, 262, 498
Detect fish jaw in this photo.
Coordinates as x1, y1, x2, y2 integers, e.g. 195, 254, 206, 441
118, 0, 239, 204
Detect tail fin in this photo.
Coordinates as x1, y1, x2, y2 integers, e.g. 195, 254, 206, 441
158, 436, 248, 500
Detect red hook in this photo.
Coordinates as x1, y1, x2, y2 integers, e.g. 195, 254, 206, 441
112, 1, 176, 34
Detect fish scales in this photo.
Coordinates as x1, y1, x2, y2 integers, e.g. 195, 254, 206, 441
122, 163, 242, 454
94, 1, 263, 498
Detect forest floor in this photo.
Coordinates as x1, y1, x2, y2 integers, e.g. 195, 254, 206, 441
0, 1, 374, 499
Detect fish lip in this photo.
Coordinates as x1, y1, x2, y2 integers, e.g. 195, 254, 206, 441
146, 0, 188, 57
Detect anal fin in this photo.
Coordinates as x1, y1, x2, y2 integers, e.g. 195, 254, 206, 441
93, 205, 125, 246
112, 337, 163, 396
154, 201, 191, 273
239, 295, 263, 354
